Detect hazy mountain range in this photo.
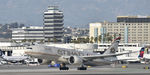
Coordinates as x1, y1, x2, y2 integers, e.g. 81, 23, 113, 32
0, 0, 150, 28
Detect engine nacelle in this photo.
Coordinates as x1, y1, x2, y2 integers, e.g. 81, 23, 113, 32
68, 56, 83, 65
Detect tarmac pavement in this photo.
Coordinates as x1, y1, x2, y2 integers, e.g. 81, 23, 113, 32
0, 64, 150, 75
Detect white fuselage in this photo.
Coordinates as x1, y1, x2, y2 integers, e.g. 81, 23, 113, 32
25, 45, 93, 60
25, 44, 115, 65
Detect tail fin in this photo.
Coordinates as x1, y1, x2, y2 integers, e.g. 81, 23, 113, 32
138, 47, 145, 58
104, 35, 121, 54
0, 50, 2, 56
0, 50, 5, 57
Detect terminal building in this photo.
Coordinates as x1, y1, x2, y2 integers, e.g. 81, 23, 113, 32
44, 6, 64, 42
12, 26, 44, 42
89, 16, 150, 44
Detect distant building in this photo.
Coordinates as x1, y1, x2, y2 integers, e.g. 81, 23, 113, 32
44, 6, 64, 42
63, 35, 72, 43
12, 26, 44, 42
89, 16, 150, 44
89, 23, 104, 43
63, 27, 89, 43
0, 38, 11, 42
117, 16, 150, 23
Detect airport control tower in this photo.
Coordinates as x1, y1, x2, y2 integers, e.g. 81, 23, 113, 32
44, 6, 64, 42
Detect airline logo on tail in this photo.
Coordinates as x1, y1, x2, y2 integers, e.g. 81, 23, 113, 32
114, 36, 121, 41
138, 47, 145, 58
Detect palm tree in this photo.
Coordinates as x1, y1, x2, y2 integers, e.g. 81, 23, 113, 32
40, 39, 44, 43
107, 36, 113, 43
32, 39, 36, 42
53, 37, 57, 43
71, 39, 76, 43
81, 38, 88, 43
13, 40, 16, 43
77, 38, 81, 43
98, 35, 101, 43
90, 36, 94, 43
103, 33, 107, 43
85, 36, 90, 43
28, 39, 31, 42
94, 37, 98, 43
114, 33, 116, 40
106, 33, 110, 37
22, 39, 26, 42
105, 33, 111, 43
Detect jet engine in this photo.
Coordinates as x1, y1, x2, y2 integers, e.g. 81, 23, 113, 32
68, 56, 83, 65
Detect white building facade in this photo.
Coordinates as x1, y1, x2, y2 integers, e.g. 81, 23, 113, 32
12, 26, 44, 42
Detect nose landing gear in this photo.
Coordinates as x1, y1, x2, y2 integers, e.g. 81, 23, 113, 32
59, 63, 87, 70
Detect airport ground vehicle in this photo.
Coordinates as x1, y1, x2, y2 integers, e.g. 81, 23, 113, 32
48, 64, 60, 67
27, 62, 39, 66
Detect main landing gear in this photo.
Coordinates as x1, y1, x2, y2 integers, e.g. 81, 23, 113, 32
59, 63, 87, 70
77, 64, 87, 70
59, 63, 69, 70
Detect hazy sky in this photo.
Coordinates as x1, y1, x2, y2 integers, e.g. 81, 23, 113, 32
0, 0, 150, 27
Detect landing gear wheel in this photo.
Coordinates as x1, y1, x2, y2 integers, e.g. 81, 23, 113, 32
77, 65, 87, 70
59, 63, 69, 70
59, 67, 69, 70
77, 67, 87, 70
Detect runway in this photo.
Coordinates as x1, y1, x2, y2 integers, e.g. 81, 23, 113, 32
0, 68, 150, 75
0, 64, 150, 75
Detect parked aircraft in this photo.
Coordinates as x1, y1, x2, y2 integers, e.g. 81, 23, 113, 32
117, 47, 150, 64
138, 47, 150, 64
25, 36, 130, 70
0, 52, 29, 63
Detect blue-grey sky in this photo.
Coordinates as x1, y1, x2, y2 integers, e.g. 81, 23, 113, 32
0, 0, 150, 27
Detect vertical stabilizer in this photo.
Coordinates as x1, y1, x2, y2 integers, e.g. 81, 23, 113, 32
0, 50, 2, 56
104, 35, 121, 54
138, 47, 145, 58
0, 50, 5, 58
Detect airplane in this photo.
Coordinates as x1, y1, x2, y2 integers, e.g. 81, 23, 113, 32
117, 47, 150, 64
25, 36, 131, 70
138, 47, 150, 64
0, 51, 29, 64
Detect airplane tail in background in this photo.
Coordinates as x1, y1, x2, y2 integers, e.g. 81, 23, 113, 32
138, 47, 145, 58
0, 50, 2, 56
104, 35, 121, 54
0, 50, 5, 58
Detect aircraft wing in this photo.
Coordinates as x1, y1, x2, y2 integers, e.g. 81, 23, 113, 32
82, 51, 132, 60
117, 57, 139, 61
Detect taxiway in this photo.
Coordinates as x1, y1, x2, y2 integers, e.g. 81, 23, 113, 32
0, 64, 150, 75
